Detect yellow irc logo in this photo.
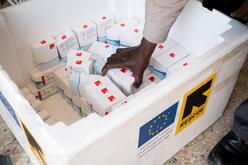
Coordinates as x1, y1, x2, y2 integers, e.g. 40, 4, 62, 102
176, 74, 216, 135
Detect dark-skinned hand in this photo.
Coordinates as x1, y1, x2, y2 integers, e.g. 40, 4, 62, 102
102, 38, 157, 88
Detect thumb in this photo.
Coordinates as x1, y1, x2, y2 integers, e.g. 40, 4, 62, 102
133, 72, 143, 88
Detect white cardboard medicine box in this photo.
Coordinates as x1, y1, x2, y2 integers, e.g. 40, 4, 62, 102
0, 0, 248, 165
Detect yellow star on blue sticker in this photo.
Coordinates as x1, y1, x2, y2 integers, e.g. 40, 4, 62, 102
138, 102, 178, 147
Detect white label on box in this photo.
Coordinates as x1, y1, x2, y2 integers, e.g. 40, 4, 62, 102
56, 31, 79, 58
107, 18, 139, 45
93, 91, 125, 116
93, 14, 115, 42
150, 38, 177, 66
153, 45, 190, 73
79, 75, 126, 115
80, 76, 112, 98
66, 50, 93, 74
107, 68, 131, 92
54, 65, 72, 80
69, 59, 94, 74
31, 37, 59, 64
88, 41, 116, 61
120, 23, 144, 47
166, 55, 197, 77
72, 21, 97, 49
67, 50, 92, 61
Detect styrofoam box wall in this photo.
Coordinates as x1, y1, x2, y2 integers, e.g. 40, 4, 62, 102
0, 0, 248, 165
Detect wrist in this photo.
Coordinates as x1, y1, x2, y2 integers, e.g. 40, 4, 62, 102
139, 38, 157, 58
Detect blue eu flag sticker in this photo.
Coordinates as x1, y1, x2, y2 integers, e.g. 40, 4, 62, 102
138, 102, 178, 148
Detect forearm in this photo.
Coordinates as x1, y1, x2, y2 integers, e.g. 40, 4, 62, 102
143, 0, 188, 44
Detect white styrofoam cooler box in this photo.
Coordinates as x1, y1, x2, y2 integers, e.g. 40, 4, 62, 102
0, 0, 248, 165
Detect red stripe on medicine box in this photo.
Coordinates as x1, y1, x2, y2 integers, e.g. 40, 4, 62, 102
121, 68, 127, 73
134, 29, 139, 33
61, 35, 67, 40
40, 40, 47, 45
76, 52, 83, 57
49, 43, 55, 49
158, 44, 164, 49
105, 44, 110, 48
101, 88, 108, 94
95, 80, 102, 86
183, 63, 188, 67
108, 95, 116, 102
149, 76, 156, 82
169, 53, 176, 58
82, 25, 88, 29
120, 23, 125, 27
75, 60, 82, 65
38, 91, 43, 101
41, 76, 46, 85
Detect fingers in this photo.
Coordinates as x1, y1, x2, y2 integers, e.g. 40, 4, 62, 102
132, 71, 144, 89
116, 48, 127, 53
116, 47, 135, 53
102, 60, 126, 76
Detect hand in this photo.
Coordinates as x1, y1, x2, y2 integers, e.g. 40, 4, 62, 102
102, 38, 157, 88
231, 0, 248, 22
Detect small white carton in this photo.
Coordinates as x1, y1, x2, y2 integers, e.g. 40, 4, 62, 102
72, 21, 97, 50
106, 18, 139, 46
31, 37, 59, 68
88, 42, 116, 61
69, 71, 81, 96
54, 67, 71, 91
67, 58, 94, 74
67, 50, 92, 61
62, 77, 73, 99
79, 76, 113, 99
88, 42, 117, 74
166, 55, 197, 77
27, 82, 58, 101
54, 65, 72, 80
29, 63, 64, 83
120, 22, 144, 47
150, 38, 177, 66
56, 30, 79, 58
80, 98, 93, 115
107, 68, 129, 90
152, 45, 190, 74
92, 83, 126, 116
92, 14, 115, 42
108, 68, 152, 95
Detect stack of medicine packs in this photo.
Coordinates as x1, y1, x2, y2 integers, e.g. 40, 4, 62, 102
29, 14, 196, 116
